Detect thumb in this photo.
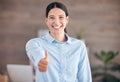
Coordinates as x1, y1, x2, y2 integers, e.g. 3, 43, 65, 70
44, 50, 48, 60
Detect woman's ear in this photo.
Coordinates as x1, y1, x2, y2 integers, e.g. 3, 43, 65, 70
45, 18, 48, 24
66, 16, 69, 24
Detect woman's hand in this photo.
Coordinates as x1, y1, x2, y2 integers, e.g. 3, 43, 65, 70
38, 50, 49, 72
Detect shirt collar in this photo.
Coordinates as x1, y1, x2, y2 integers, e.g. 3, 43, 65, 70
42, 32, 72, 44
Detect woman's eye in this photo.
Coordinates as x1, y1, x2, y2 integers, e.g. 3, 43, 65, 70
49, 17, 54, 19
60, 17, 64, 19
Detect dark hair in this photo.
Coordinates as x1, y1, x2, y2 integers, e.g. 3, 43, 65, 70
46, 2, 69, 17
46, 2, 68, 33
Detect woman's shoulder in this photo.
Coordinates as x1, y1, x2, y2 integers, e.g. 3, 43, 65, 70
69, 36, 86, 46
70, 37, 84, 43
69, 37, 86, 48
26, 37, 43, 45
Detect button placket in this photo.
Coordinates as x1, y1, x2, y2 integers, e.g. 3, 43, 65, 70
61, 44, 67, 82
55, 43, 67, 82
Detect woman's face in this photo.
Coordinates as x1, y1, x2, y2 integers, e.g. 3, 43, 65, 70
45, 8, 69, 35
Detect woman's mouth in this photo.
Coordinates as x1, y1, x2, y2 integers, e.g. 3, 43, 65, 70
54, 26, 60, 29
52, 25, 62, 29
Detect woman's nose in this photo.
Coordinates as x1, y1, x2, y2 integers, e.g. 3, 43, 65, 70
54, 18, 60, 25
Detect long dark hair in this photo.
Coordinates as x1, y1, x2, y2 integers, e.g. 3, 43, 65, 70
46, 2, 68, 33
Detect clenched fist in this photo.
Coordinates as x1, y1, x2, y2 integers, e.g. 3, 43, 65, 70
38, 50, 49, 72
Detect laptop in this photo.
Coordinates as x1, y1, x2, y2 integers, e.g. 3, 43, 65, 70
7, 64, 34, 82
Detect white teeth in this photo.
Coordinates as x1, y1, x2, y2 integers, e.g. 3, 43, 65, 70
53, 26, 61, 29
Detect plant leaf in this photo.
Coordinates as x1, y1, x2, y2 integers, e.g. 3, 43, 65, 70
102, 53, 114, 64
99, 73, 120, 82
106, 73, 120, 82
94, 53, 102, 61
109, 64, 120, 72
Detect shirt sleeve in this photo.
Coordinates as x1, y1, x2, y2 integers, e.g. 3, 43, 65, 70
25, 39, 45, 67
77, 42, 92, 82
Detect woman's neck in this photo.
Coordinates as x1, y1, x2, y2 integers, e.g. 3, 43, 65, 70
50, 32, 67, 42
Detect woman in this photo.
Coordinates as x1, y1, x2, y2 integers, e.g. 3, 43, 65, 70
26, 2, 92, 82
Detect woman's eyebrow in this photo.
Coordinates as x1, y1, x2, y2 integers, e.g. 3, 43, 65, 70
48, 15, 54, 17
59, 15, 65, 16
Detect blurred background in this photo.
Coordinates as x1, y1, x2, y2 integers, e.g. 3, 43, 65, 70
0, 0, 120, 82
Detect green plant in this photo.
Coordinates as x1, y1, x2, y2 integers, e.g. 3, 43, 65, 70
92, 50, 120, 82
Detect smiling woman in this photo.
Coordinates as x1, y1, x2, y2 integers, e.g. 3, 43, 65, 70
45, 2, 69, 41
26, 2, 92, 82
45, 7, 69, 41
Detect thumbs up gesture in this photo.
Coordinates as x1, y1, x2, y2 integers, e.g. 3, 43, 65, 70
38, 50, 49, 72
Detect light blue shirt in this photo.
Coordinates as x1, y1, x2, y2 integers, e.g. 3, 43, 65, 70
26, 33, 92, 82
